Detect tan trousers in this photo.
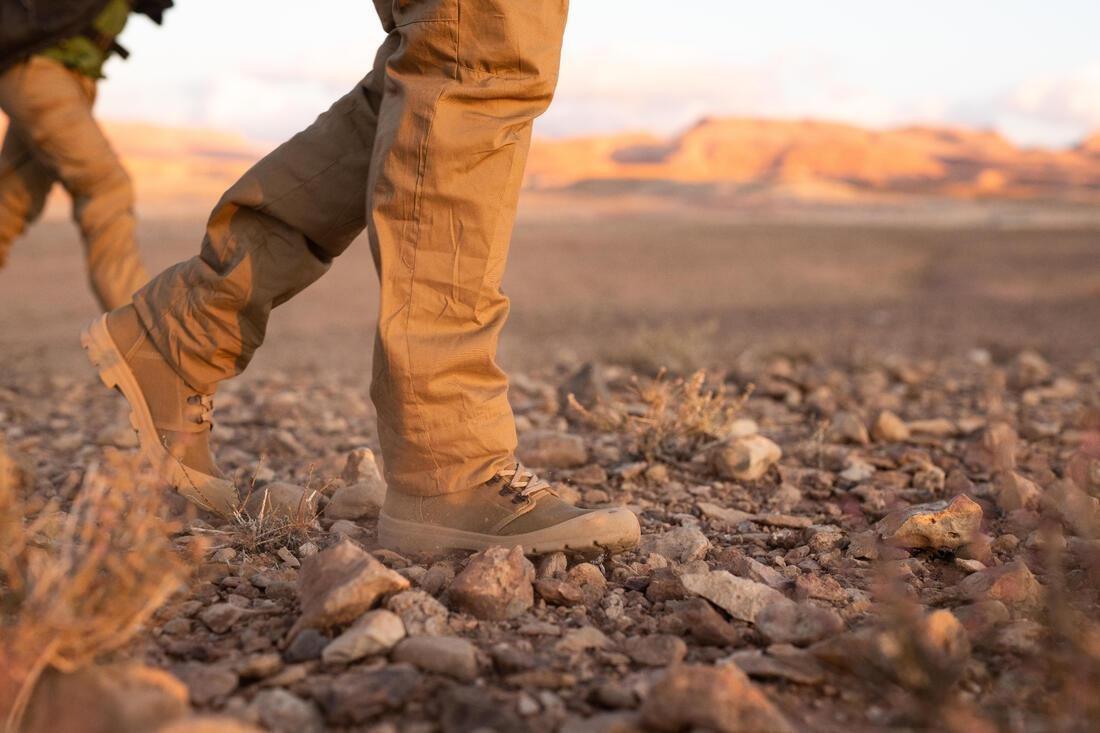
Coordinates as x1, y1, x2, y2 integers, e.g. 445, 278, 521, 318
0, 56, 147, 311
133, 0, 569, 496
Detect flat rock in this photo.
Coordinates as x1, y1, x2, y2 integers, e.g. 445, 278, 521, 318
253, 689, 324, 733
392, 635, 479, 681
199, 603, 244, 634
672, 598, 742, 646
535, 577, 585, 606
681, 570, 786, 623
711, 435, 782, 482
315, 665, 421, 726
448, 545, 535, 620
556, 626, 615, 654
725, 648, 826, 686
640, 526, 711, 563
322, 609, 406, 664
698, 502, 754, 527
641, 664, 794, 733
289, 540, 409, 639
169, 663, 239, 706
623, 634, 687, 666
755, 600, 844, 646
517, 429, 588, 468
876, 494, 982, 551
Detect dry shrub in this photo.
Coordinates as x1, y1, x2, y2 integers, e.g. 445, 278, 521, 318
570, 369, 751, 463
0, 451, 202, 730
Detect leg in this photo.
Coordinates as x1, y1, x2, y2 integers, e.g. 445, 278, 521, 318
0, 124, 55, 269
367, 0, 568, 495
0, 57, 147, 311
133, 32, 399, 391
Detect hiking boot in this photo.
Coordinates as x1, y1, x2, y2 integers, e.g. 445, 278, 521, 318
377, 462, 640, 555
81, 305, 238, 516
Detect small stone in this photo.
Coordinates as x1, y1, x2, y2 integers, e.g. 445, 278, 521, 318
952, 601, 1010, 640
876, 494, 983, 551
640, 526, 710, 563
449, 546, 535, 620
793, 574, 847, 603
386, 590, 449, 635
199, 603, 244, 634
994, 471, 1042, 513
624, 634, 687, 667
289, 540, 409, 639
966, 422, 1018, 473
907, 418, 957, 437
556, 626, 614, 654
392, 636, 479, 681
1009, 350, 1052, 389
322, 609, 406, 664
517, 430, 588, 468
957, 560, 1043, 609
324, 479, 386, 521
254, 689, 324, 733
236, 653, 282, 680
284, 629, 329, 663
711, 435, 782, 481
244, 482, 319, 520
566, 562, 608, 603
755, 600, 844, 646
170, 663, 239, 706
829, 411, 869, 445
536, 552, 568, 579
698, 502, 753, 527
680, 570, 785, 623
641, 664, 793, 733
535, 578, 585, 606
645, 567, 687, 603
871, 410, 910, 443
315, 665, 421, 725
726, 649, 825, 686
276, 546, 300, 568
804, 525, 845, 553
420, 562, 455, 596
724, 553, 787, 590
673, 598, 741, 646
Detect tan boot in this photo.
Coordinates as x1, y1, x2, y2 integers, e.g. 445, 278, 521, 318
81, 305, 238, 516
378, 463, 640, 555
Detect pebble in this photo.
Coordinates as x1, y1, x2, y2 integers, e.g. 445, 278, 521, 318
253, 689, 324, 733
755, 599, 844, 646
711, 435, 782, 481
386, 590, 450, 636
534, 578, 585, 606
289, 540, 409, 640
641, 664, 794, 733
322, 609, 406, 664
876, 494, 983, 551
199, 603, 245, 634
448, 546, 535, 620
829, 411, 870, 445
680, 570, 786, 623
556, 626, 614, 654
640, 526, 711, 563
392, 636, 479, 681
958, 560, 1043, 608
871, 410, 910, 442
284, 628, 329, 663
315, 665, 421, 726
624, 634, 687, 666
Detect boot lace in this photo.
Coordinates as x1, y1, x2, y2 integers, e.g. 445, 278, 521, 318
497, 462, 556, 504
186, 393, 215, 427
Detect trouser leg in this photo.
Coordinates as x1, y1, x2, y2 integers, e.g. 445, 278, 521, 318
133, 33, 397, 391
135, 0, 569, 496
0, 124, 54, 268
0, 57, 147, 311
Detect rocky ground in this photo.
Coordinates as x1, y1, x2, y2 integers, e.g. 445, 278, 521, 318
3, 346, 1100, 732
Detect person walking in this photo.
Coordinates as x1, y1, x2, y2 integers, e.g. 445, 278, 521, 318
0, 0, 171, 311
81, 0, 641, 555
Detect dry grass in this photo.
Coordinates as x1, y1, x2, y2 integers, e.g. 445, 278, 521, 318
0, 451, 202, 730
570, 368, 751, 463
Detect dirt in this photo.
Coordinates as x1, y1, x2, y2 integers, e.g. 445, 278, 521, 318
2, 203, 1100, 732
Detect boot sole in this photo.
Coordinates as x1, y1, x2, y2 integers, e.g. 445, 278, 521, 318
80, 314, 236, 516
377, 506, 641, 556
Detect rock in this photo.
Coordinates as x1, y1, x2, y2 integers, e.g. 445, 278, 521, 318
170, 663, 239, 706
284, 629, 329, 662
641, 664, 793, 733
829, 411, 870, 445
448, 546, 535, 620
324, 478, 385, 521
681, 570, 786, 623
698, 502, 754, 526
725, 648, 826, 686
871, 410, 910, 443
755, 600, 844, 646
966, 422, 1018, 473
639, 526, 710, 563
386, 589, 449, 635
556, 626, 614, 654
623, 634, 687, 667
536, 551, 568, 579
673, 598, 741, 646
253, 689, 324, 733
952, 601, 1010, 640
907, 418, 957, 437
645, 567, 688, 603
438, 685, 528, 733
420, 561, 455, 595
199, 603, 244, 634
157, 717, 262, 733
243, 482, 319, 520
958, 560, 1043, 608
315, 665, 421, 726
567, 562, 608, 603
21, 663, 188, 733
793, 574, 847, 604
876, 494, 982, 551
724, 553, 787, 590
236, 653, 282, 680
535, 577, 585, 606
517, 429, 588, 468
1010, 349, 1052, 389
322, 609, 406, 664
392, 636, 479, 681
711, 435, 782, 481
994, 471, 1042, 512
804, 525, 845, 553
1042, 479, 1100, 537
289, 540, 408, 640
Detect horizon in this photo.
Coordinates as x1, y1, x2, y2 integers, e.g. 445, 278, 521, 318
83, 0, 1100, 150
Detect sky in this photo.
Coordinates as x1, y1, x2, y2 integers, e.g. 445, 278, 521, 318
94, 0, 1100, 149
